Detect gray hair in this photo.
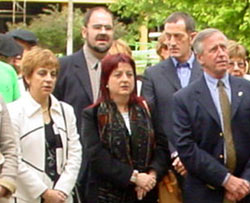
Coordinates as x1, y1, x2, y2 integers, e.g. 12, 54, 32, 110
193, 28, 227, 55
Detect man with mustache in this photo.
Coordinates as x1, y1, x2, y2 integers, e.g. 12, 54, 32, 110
54, 6, 114, 132
53, 6, 114, 202
142, 11, 202, 197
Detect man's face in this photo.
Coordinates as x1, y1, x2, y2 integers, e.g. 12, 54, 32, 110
164, 20, 193, 62
82, 9, 114, 54
197, 32, 229, 78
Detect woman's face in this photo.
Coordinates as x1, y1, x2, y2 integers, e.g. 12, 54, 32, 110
228, 56, 246, 77
26, 66, 57, 100
107, 62, 135, 100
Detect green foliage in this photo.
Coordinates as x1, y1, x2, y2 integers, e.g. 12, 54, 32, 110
8, 5, 84, 54
109, 0, 250, 51
7, 5, 128, 55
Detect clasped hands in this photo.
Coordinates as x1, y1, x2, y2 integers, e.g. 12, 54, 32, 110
224, 174, 250, 202
133, 170, 156, 200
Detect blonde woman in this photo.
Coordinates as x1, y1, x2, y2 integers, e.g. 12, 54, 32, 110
8, 47, 82, 203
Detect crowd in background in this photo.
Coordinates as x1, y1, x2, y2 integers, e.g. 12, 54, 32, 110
0, 5, 250, 203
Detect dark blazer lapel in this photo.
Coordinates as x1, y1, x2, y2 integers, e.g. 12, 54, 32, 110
73, 50, 93, 102
161, 58, 181, 90
189, 59, 202, 83
230, 76, 243, 119
195, 76, 221, 126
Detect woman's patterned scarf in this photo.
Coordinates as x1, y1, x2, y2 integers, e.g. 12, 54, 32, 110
97, 100, 155, 171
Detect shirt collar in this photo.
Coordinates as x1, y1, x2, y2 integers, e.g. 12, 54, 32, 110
204, 71, 230, 90
23, 91, 62, 118
171, 52, 195, 69
83, 44, 99, 69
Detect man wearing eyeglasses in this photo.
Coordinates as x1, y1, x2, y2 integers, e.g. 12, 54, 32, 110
54, 7, 114, 132
53, 6, 114, 202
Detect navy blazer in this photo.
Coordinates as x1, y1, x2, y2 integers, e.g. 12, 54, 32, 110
173, 75, 250, 203
54, 49, 93, 132
142, 57, 202, 152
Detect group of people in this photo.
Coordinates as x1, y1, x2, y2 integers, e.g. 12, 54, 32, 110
0, 5, 250, 203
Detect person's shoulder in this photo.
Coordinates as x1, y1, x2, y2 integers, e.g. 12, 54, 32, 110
145, 58, 172, 74
231, 75, 250, 86
7, 96, 23, 115
82, 104, 99, 119
83, 104, 98, 114
0, 61, 16, 73
175, 77, 201, 98
59, 49, 83, 64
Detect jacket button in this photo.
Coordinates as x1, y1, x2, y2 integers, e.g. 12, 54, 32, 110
219, 132, 223, 137
219, 154, 224, 159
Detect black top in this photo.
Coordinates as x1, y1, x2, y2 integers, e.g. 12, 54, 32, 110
45, 120, 62, 183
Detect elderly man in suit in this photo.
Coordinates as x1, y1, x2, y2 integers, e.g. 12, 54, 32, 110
173, 28, 250, 203
54, 6, 114, 132
142, 12, 202, 179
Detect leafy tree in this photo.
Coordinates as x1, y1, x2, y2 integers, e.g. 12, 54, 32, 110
8, 5, 83, 54
7, 5, 128, 55
109, 0, 250, 50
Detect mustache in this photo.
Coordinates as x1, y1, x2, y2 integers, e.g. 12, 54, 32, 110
95, 34, 109, 40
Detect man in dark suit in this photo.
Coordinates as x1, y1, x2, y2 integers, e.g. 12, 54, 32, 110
142, 12, 202, 177
53, 7, 114, 202
173, 28, 250, 203
54, 6, 114, 132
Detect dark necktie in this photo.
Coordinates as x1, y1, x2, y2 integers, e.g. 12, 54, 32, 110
217, 80, 236, 172
177, 63, 189, 69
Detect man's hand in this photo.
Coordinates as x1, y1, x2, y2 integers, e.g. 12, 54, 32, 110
223, 175, 250, 201
172, 157, 187, 176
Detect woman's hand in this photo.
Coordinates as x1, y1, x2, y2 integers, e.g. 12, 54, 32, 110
135, 173, 156, 192
0, 186, 8, 198
42, 189, 67, 203
135, 186, 147, 200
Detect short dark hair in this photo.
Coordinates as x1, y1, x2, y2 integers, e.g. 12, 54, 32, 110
84, 7, 114, 27
164, 12, 196, 33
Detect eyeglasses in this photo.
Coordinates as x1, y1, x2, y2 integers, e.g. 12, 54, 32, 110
228, 61, 245, 69
91, 24, 113, 31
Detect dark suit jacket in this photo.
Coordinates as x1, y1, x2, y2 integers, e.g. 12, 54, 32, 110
81, 105, 170, 202
142, 57, 202, 152
53, 49, 93, 201
54, 49, 93, 132
173, 75, 250, 203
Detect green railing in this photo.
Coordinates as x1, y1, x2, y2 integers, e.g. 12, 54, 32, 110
130, 42, 160, 75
